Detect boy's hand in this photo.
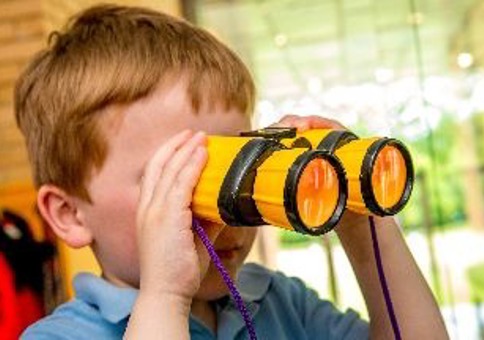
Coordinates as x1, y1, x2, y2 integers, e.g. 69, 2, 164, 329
136, 130, 224, 303
270, 114, 347, 132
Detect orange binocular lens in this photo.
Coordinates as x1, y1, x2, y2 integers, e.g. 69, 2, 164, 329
296, 158, 340, 228
371, 145, 407, 210
253, 148, 347, 235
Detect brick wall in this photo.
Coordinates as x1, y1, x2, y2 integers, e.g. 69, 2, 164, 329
0, 0, 45, 186
43, 0, 180, 32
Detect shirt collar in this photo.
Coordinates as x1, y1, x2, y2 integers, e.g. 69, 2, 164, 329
236, 263, 272, 302
216, 263, 271, 339
73, 262, 272, 324
73, 272, 138, 323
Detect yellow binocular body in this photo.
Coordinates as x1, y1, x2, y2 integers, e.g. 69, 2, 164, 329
192, 128, 414, 236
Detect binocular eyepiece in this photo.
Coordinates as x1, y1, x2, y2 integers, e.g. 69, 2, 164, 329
192, 127, 414, 236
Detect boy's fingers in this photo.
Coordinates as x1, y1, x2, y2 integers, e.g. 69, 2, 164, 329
269, 114, 299, 128
168, 146, 208, 210
192, 220, 226, 275
150, 132, 207, 209
137, 129, 193, 225
270, 114, 347, 132
303, 115, 347, 130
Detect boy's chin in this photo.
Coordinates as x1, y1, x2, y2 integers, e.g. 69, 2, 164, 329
195, 270, 233, 301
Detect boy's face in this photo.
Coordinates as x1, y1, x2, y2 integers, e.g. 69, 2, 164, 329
77, 78, 256, 300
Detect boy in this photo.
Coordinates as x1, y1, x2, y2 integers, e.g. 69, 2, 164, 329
15, 4, 447, 339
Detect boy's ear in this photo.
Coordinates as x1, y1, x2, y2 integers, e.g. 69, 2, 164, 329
37, 185, 93, 248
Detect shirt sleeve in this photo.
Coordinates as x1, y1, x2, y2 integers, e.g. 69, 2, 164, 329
280, 274, 370, 340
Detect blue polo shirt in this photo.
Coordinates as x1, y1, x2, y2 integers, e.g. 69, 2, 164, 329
22, 263, 369, 339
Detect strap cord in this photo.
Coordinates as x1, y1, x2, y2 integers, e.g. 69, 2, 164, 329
192, 218, 258, 340
369, 216, 401, 340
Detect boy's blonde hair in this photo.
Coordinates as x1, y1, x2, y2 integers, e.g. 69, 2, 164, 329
14, 4, 255, 200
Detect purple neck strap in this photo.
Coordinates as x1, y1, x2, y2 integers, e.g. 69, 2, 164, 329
192, 218, 257, 340
369, 216, 401, 340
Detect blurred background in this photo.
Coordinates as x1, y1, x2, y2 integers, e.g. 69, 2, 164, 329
1, 0, 484, 338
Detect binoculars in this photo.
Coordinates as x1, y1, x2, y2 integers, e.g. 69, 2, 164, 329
192, 127, 414, 236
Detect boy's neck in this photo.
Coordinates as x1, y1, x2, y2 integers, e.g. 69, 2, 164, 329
191, 299, 217, 333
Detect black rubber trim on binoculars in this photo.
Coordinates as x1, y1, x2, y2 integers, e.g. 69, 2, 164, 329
360, 138, 415, 216
284, 150, 348, 236
289, 130, 358, 150
218, 138, 281, 226
316, 130, 359, 152
240, 127, 297, 140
